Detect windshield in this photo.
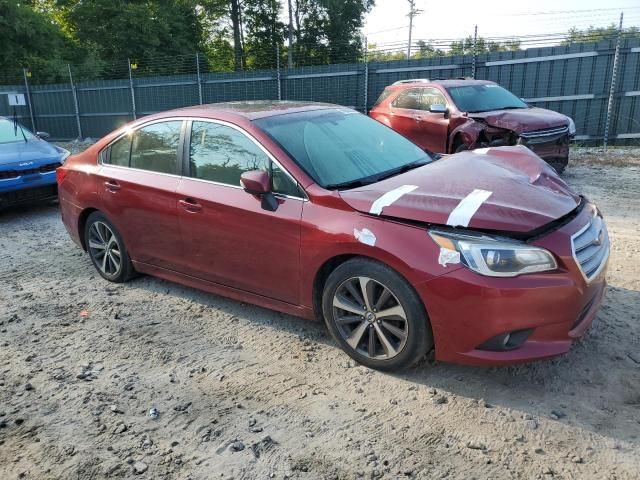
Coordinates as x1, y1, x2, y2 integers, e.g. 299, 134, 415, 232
253, 109, 431, 189
446, 84, 528, 113
0, 118, 37, 144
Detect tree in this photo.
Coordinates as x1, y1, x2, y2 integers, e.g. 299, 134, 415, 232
450, 35, 520, 55
243, 0, 285, 69
563, 24, 640, 44
0, 0, 82, 82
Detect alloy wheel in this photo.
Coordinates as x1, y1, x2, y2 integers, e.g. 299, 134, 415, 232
332, 276, 409, 360
88, 221, 122, 276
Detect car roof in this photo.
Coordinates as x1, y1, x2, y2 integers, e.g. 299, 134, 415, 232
163, 100, 340, 121
389, 79, 496, 89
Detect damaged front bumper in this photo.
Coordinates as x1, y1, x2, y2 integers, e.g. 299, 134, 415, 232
416, 202, 608, 366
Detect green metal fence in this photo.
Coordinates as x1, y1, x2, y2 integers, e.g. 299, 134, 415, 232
1, 37, 639, 145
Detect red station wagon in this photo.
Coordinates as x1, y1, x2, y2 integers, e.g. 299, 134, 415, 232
57, 101, 608, 371
369, 79, 576, 173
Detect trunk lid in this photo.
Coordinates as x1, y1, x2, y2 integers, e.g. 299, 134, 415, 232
339, 146, 580, 233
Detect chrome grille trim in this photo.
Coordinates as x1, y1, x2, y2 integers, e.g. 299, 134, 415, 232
571, 212, 610, 282
520, 126, 569, 139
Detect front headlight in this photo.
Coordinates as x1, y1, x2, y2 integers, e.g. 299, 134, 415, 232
429, 230, 558, 277
567, 117, 576, 136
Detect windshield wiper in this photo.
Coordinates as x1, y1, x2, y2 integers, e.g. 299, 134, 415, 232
324, 178, 375, 190
373, 159, 430, 182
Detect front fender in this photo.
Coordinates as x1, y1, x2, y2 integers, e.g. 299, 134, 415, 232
449, 119, 485, 152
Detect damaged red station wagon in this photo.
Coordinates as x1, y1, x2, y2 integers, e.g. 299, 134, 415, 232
369, 79, 575, 173
57, 101, 608, 371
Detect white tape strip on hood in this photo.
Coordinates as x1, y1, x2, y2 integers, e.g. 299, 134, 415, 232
446, 189, 493, 227
369, 185, 418, 215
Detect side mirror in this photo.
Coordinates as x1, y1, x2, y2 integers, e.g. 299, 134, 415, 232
240, 170, 270, 195
240, 170, 279, 211
36, 131, 51, 140
428, 104, 447, 114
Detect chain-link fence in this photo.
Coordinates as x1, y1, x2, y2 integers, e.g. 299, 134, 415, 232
0, 31, 639, 146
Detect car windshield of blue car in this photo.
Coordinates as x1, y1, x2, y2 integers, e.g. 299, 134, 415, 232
446, 84, 528, 113
253, 108, 432, 190
0, 119, 37, 144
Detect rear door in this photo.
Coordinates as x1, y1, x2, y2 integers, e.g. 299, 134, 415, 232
175, 119, 304, 304
98, 119, 185, 271
388, 88, 426, 147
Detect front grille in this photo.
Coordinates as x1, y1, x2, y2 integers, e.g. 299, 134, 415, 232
571, 213, 610, 282
0, 184, 58, 207
0, 162, 61, 180
519, 126, 569, 145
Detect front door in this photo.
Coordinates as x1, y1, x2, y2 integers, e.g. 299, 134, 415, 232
98, 120, 184, 271
176, 120, 304, 305
416, 87, 450, 153
389, 88, 426, 147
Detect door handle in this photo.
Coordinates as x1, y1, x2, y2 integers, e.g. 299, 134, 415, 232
104, 180, 120, 192
179, 198, 203, 213
415, 116, 423, 122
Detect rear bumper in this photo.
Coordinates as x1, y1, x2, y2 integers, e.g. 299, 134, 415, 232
417, 203, 608, 366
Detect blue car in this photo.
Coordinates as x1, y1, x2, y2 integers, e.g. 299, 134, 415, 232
0, 117, 70, 209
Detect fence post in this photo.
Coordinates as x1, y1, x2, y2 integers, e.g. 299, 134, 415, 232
68, 64, 83, 140
472, 25, 478, 79
22, 68, 36, 132
128, 59, 137, 120
196, 53, 203, 105
276, 44, 282, 101
603, 12, 623, 150
363, 38, 369, 114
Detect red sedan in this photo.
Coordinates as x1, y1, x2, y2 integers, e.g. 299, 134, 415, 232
57, 102, 609, 371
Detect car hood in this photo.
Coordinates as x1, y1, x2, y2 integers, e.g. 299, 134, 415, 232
339, 146, 580, 233
469, 107, 569, 133
0, 140, 63, 168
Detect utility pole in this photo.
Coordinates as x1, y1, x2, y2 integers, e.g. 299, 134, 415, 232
603, 11, 623, 150
287, 0, 294, 68
407, 0, 423, 59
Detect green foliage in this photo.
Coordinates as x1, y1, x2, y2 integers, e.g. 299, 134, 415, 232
563, 24, 640, 44
449, 36, 521, 56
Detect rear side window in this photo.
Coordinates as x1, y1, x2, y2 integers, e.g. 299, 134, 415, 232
130, 121, 182, 174
373, 88, 394, 107
189, 121, 302, 197
108, 135, 131, 167
392, 89, 424, 110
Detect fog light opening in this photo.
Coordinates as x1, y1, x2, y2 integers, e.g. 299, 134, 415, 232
477, 329, 533, 352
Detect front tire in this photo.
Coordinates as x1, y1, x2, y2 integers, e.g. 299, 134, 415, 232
322, 258, 433, 371
84, 212, 134, 283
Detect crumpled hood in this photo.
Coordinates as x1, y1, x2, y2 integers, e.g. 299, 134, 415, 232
339, 146, 580, 233
0, 140, 63, 168
470, 107, 569, 134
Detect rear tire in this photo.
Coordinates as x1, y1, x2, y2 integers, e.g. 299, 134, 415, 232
84, 212, 134, 283
322, 258, 433, 371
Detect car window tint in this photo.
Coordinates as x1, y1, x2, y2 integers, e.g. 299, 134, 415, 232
109, 135, 132, 167
422, 88, 447, 109
189, 121, 301, 197
130, 121, 182, 174
392, 89, 425, 110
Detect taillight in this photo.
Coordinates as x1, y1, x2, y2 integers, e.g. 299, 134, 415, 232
56, 167, 69, 185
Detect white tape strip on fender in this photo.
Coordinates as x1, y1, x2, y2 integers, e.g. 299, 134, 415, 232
369, 185, 418, 215
354, 228, 376, 246
446, 189, 493, 227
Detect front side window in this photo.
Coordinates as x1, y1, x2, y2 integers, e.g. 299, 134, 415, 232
189, 121, 302, 196
422, 87, 447, 110
254, 108, 431, 189
446, 84, 528, 113
130, 121, 182, 174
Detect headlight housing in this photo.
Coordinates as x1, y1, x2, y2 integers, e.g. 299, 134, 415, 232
567, 117, 576, 136
429, 230, 558, 277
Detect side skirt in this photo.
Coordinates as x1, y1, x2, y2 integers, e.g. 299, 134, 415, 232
132, 260, 315, 321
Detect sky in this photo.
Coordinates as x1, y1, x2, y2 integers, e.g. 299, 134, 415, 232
363, 0, 640, 49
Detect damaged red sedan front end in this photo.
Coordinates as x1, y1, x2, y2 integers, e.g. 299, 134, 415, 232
369, 79, 575, 174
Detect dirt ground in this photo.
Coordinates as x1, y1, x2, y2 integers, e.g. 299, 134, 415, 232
1, 148, 639, 480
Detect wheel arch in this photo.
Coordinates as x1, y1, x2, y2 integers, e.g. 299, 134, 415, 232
78, 207, 100, 251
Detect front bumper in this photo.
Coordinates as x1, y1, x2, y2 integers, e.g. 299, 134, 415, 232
0, 172, 58, 208
418, 203, 608, 366
518, 128, 571, 164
